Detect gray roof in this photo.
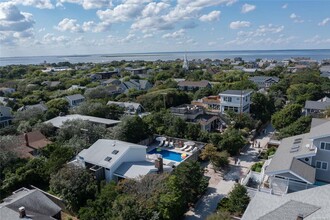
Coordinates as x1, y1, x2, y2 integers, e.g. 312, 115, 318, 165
178, 80, 210, 88
65, 94, 85, 101
266, 118, 330, 183
18, 103, 48, 112
107, 101, 143, 111
114, 161, 158, 179
242, 184, 330, 220
78, 139, 147, 169
44, 114, 120, 128
0, 188, 61, 219
304, 100, 330, 110
265, 133, 316, 183
219, 89, 253, 96
248, 76, 279, 83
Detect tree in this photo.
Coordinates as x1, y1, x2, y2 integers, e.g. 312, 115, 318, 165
14, 108, 44, 125
219, 183, 250, 216
271, 104, 302, 130
200, 144, 229, 170
50, 165, 97, 212
74, 101, 124, 119
172, 161, 207, 204
219, 129, 246, 156
112, 116, 151, 143
250, 93, 275, 123
278, 116, 312, 139
46, 98, 69, 114
286, 83, 323, 104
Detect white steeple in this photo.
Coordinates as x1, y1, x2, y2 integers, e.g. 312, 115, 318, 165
183, 53, 189, 70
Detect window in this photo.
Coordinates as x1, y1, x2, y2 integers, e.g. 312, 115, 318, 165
320, 142, 330, 150
104, 156, 112, 162
224, 97, 232, 102
316, 160, 328, 170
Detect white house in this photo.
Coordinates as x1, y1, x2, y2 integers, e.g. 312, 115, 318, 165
219, 90, 253, 113
0, 106, 12, 128
76, 139, 170, 182
107, 101, 145, 115
65, 94, 85, 107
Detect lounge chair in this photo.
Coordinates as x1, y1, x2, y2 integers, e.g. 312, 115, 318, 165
180, 145, 188, 150
164, 141, 169, 147
157, 141, 164, 147
169, 141, 174, 148
185, 146, 193, 152
191, 147, 198, 153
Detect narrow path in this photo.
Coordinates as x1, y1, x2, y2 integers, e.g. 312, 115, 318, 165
184, 126, 274, 219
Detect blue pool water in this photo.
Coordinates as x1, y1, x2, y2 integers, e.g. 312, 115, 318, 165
314, 181, 328, 186
148, 148, 184, 162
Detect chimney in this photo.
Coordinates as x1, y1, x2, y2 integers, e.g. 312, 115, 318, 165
155, 157, 164, 173
24, 133, 29, 147
19, 206, 26, 218
297, 214, 304, 220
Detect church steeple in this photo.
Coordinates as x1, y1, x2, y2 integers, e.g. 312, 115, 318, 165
183, 53, 189, 70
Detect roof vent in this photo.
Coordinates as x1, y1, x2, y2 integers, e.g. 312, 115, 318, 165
305, 144, 310, 148
104, 156, 112, 162
113, 141, 116, 147
19, 207, 26, 218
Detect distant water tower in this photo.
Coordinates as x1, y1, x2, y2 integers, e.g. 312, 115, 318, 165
183, 54, 189, 70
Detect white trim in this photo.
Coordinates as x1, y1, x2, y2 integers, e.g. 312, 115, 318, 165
319, 142, 330, 151
266, 169, 314, 184
309, 135, 330, 141
288, 171, 314, 184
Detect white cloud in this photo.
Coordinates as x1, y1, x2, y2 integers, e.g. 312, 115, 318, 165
225, 36, 295, 46
238, 24, 284, 37
318, 17, 330, 26
229, 21, 251, 29
199, 11, 221, 22
58, 0, 112, 10
208, 41, 217, 46
118, 33, 136, 43
143, 33, 153, 38
141, 2, 170, 17
282, 4, 288, 9
42, 33, 70, 44
10, 0, 54, 9
241, 4, 256, 13
55, 18, 83, 32
162, 29, 185, 39
0, 2, 35, 45
304, 35, 330, 44
290, 13, 297, 19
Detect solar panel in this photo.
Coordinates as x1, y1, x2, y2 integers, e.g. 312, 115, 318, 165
112, 150, 119, 155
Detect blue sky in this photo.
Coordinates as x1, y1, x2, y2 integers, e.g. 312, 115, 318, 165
0, 0, 330, 57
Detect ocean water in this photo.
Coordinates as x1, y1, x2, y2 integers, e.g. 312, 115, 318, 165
1, 49, 330, 66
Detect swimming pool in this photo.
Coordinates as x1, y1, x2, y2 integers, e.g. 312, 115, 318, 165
148, 148, 184, 162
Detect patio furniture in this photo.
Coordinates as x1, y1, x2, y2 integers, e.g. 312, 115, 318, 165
191, 147, 198, 153
157, 141, 164, 147
169, 141, 174, 148
164, 141, 169, 147
185, 146, 193, 152
180, 145, 188, 150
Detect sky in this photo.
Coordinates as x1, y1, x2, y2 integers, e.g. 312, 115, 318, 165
0, 0, 330, 57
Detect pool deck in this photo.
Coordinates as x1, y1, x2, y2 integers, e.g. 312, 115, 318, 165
147, 142, 193, 166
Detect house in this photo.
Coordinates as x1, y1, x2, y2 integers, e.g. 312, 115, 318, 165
178, 80, 211, 91
0, 87, 15, 95
125, 67, 147, 75
264, 118, 330, 194
101, 78, 121, 86
15, 131, 52, 158
0, 96, 15, 106
96, 70, 120, 79
249, 76, 279, 89
170, 104, 221, 132
18, 103, 48, 112
65, 94, 85, 107
191, 95, 221, 113
0, 106, 12, 128
242, 68, 258, 74
75, 139, 171, 182
242, 184, 330, 220
88, 73, 102, 81
219, 90, 253, 113
320, 65, 330, 79
303, 96, 330, 117
44, 114, 120, 128
120, 79, 153, 92
0, 187, 62, 219
41, 81, 61, 88
107, 101, 145, 115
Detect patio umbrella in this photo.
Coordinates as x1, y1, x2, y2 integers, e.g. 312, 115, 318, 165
184, 141, 195, 146
181, 153, 187, 159
156, 136, 166, 142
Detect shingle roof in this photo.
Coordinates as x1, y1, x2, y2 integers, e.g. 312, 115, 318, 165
178, 80, 210, 88
242, 184, 330, 220
44, 114, 120, 128
0, 188, 61, 219
248, 76, 279, 83
304, 101, 330, 110
107, 101, 142, 111
78, 139, 147, 169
